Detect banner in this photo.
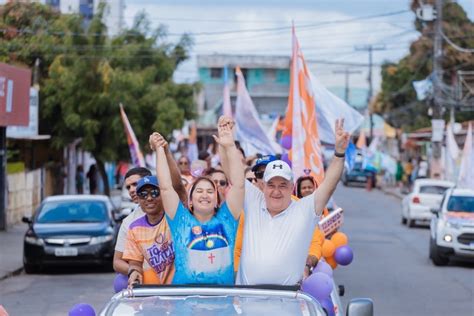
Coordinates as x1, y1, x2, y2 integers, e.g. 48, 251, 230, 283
234, 67, 279, 156
119, 104, 145, 167
284, 26, 325, 184
458, 123, 474, 189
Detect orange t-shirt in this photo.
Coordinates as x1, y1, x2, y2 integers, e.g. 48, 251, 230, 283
123, 215, 175, 284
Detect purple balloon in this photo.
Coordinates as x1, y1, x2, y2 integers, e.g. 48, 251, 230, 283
114, 273, 128, 293
280, 135, 292, 150
69, 303, 96, 316
302, 272, 334, 301
334, 245, 354, 266
320, 298, 336, 316
313, 261, 333, 277
281, 153, 292, 168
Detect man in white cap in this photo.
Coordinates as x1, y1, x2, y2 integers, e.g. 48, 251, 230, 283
219, 117, 350, 285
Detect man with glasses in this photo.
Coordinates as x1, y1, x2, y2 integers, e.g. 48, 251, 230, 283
251, 155, 278, 191
124, 176, 176, 285
113, 167, 151, 277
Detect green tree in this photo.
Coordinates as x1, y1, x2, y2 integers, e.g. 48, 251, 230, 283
37, 5, 197, 195
374, 1, 474, 131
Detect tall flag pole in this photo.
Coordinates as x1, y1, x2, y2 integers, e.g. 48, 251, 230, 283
222, 66, 233, 118
284, 25, 325, 184
119, 103, 145, 167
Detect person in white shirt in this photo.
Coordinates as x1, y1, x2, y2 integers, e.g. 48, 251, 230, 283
113, 167, 151, 275
219, 117, 350, 285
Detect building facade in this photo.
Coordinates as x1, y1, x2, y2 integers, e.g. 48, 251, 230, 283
43, 0, 124, 36
197, 54, 291, 123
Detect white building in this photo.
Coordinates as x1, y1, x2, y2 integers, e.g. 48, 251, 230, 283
44, 0, 124, 37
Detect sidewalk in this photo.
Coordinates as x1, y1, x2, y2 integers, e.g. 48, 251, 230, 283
0, 224, 26, 280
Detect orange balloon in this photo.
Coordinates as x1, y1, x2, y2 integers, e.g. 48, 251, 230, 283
322, 239, 336, 258
331, 232, 348, 248
326, 256, 338, 269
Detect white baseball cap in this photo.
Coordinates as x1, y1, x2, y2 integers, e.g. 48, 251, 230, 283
263, 160, 293, 182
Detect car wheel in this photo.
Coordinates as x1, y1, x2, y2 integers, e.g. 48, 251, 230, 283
408, 218, 415, 228
401, 216, 407, 225
429, 237, 449, 266
23, 262, 39, 274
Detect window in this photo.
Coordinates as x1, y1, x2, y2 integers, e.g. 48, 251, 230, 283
265, 69, 277, 81
447, 196, 474, 212
37, 201, 108, 223
419, 186, 450, 195
210, 68, 223, 79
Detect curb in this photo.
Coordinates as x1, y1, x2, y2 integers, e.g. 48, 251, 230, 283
380, 188, 404, 200
0, 267, 23, 282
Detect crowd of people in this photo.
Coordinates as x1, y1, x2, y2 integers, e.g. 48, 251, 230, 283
113, 116, 350, 288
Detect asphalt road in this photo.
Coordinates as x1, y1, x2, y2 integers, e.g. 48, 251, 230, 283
0, 185, 472, 315
334, 184, 474, 316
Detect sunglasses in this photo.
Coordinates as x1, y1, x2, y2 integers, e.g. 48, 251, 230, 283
179, 161, 189, 166
246, 177, 257, 183
137, 188, 160, 199
254, 171, 265, 180
213, 179, 228, 187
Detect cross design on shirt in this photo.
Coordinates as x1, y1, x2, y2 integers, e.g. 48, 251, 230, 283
208, 253, 215, 264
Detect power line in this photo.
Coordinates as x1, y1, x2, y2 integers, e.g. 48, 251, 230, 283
441, 30, 474, 53
0, 9, 411, 38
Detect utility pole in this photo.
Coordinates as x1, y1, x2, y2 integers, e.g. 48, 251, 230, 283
432, 0, 443, 161
355, 44, 386, 140
332, 68, 362, 104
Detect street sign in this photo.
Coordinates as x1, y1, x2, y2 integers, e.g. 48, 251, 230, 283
0, 63, 31, 127
7, 87, 38, 138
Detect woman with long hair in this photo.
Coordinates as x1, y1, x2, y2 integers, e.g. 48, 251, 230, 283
149, 117, 244, 285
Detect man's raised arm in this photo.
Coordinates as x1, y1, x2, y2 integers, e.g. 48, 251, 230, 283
314, 119, 350, 215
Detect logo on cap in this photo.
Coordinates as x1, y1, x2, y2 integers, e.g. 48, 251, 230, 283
273, 164, 283, 170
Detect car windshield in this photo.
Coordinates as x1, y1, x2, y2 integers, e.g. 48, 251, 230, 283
419, 185, 450, 195
107, 295, 323, 316
446, 196, 474, 213
36, 200, 108, 223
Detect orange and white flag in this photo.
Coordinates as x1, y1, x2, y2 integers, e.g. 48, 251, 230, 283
283, 26, 324, 184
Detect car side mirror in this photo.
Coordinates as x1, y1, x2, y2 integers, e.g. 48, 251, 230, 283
22, 216, 32, 224
430, 208, 440, 216
346, 298, 374, 316
113, 211, 127, 222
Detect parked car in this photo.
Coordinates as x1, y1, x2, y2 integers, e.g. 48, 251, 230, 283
341, 162, 372, 186
97, 285, 373, 316
401, 179, 454, 227
22, 195, 120, 273
429, 188, 474, 266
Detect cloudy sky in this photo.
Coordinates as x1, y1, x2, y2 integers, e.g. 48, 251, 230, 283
122, 0, 473, 91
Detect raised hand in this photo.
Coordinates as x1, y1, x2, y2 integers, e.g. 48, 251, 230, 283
213, 116, 235, 148
149, 132, 168, 151
334, 118, 350, 154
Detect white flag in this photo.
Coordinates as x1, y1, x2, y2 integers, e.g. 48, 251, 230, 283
457, 123, 474, 189
445, 123, 460, 182
413, 76, 433, 101
234, 67, 280, 155
310, 73, 364, 144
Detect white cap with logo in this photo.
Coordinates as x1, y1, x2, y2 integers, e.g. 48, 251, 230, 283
263, 160, 293, 182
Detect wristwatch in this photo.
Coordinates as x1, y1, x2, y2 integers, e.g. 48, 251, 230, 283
334, 151, 345, 158
128, 268, 140, 278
